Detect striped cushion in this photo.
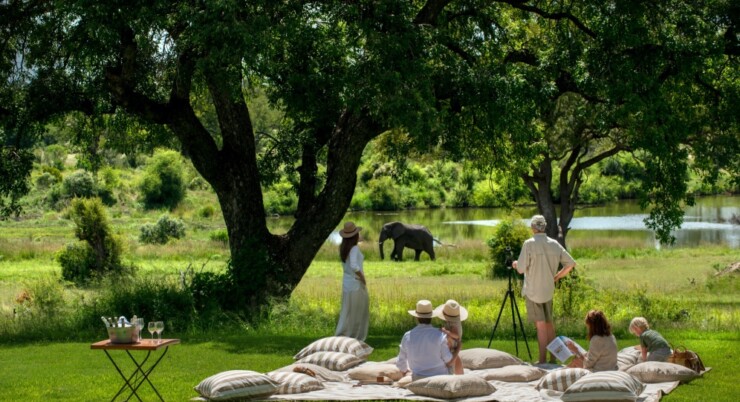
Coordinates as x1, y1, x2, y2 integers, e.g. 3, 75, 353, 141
268, 363, 345, 382
407, 374, 496, 399
293, 336, 374, 359
459, 348, 523, 369
194, 370, 278, 401
297, 351, 364, 371
476, 365, 548, 382
618, 347, 642, 371
561, 371, 644, 402
626, 362, 700, 383
268, 372, 324, 394
535, 368, 591, 392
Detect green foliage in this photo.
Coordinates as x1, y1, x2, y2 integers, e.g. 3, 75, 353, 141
208, 229, 229, 245
57, 198, 128, 284
486, 217, 531, 279
263, 181, 298, 216
139, 215, 186, 245
367, 177, 401, 210
61, 170, 96, 199
578, 175, 620, 204
38, 144, 68, 170
57, 242, 98, 284
197, 205, 215, 218
139, 150, 186, 210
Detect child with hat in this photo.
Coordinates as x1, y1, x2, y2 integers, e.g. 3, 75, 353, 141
434, 299, 468, 374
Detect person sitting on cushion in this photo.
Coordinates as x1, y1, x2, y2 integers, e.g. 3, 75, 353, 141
396, 300, 457, 380
566, 310, 618, 372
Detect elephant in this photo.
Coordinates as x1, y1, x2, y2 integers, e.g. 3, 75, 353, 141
378, 221, 437, 261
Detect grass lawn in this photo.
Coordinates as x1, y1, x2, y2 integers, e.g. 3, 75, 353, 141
0, 332, 736, 401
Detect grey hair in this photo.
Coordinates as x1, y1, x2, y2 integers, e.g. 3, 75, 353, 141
530, 215, 547, 232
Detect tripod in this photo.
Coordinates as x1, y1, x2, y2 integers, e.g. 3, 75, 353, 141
487, 249, 532, 360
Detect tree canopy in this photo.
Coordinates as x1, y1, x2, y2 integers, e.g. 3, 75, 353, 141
1, 1, 737, 311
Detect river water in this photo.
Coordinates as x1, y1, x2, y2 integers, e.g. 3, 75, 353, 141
317, 195, 740, 249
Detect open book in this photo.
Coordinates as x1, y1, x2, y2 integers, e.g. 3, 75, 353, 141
547, 336, 587, 362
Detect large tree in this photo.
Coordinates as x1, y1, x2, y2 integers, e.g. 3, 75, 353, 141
1, 1, 736, 310
463, 0, 739, 246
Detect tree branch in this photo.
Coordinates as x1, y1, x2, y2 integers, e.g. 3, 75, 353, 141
495, 0, 597, 38
414, 0, 454, 25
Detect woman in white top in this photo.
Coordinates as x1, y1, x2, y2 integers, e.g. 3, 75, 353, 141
335, 222, 369, 341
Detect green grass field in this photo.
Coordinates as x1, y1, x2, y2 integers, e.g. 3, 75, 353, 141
0, 213, 738, 401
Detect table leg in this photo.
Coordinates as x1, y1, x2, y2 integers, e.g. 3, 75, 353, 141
126, 347, 169, 402
103, 347, 169, 402
104, 350, 145, 402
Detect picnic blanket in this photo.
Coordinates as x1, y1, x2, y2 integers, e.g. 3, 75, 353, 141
253, 365, 680, 402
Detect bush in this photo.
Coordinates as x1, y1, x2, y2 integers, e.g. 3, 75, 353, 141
139, 215, 186, 245
57, 198, 129, 284
139, 149, 186, 210
367, 177, 401, 210
208, 229, 229, 245
486, 216, 531, 279
61, 170, 96, 199
197, 205, 215, 218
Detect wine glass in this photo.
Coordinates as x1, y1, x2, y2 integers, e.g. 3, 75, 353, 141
148, 322, 156, 343
134, 318, 144, 341
155, 321, 164, 343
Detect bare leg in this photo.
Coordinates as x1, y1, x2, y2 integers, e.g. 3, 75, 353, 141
545, 322, 557, 363
535, 321, 549, 363
454, 356, 463, 375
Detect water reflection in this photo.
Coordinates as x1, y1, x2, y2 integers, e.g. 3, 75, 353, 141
274, 196, 740, 248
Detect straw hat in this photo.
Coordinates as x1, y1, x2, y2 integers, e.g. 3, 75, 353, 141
339, 221, 362, 238
408, 300, 434, 318
433, 299, 468, 321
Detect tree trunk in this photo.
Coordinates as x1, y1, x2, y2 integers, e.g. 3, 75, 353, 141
523, 156, 563, 245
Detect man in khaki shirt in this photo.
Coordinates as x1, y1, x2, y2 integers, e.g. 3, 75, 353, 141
512, 215, 576, 364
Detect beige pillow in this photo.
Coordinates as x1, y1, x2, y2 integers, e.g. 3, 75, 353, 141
535, 368, 591, 392
459, 348, 523, 369
293, 336, 374, 359
626, 362, 700, 383
297, 351, 364, 371
268, 363, 345, 382
267, 372, 324, 394
618, 351, 641, 371
194, 370, 278, 401
393, 374, 413, 388
476, 365, 547, 382
407, 374, 496, 399
561, 371, 645, 402
347, 363, 404, 381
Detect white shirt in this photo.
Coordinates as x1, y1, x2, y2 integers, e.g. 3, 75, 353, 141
396, 324, 452, 377
341, 245, 364, 292
516, 233, 576, 303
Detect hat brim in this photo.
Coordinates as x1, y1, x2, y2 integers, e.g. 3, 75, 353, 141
433, 305, 468, 321
408, 310, 434, 318
339, 227, 362, 238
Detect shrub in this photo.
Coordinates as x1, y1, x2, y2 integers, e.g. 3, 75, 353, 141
367, 177, 401, 210
57, 198, 129, 284
61, 170, 96, 199
486, 216, 531, 279
139, 215, 186, 245
139, 149, 186, 210
197, 205, 215, 218
208, 229, 229, 245
35, 172, 59, 190
263, 181, 298, 215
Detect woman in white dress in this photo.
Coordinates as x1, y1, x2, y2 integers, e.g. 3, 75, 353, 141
335, 221, 369, 341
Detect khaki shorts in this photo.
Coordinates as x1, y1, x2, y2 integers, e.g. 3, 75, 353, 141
525, 298, 553, 323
